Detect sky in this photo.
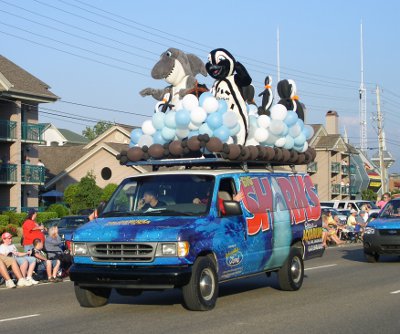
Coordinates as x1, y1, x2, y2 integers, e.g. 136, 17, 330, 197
1, 0, 400, 171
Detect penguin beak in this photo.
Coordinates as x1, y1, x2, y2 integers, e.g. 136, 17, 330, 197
209, 65, 222, 77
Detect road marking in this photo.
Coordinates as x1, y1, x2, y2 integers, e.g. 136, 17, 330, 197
390, 290, 400, 294
305, 264, 337, 271
0, 314, 40, 322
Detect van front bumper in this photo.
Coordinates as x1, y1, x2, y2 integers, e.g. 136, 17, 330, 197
69, 264, 192, 289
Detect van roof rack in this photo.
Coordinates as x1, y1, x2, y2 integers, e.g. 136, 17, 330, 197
124, 154, 298, 172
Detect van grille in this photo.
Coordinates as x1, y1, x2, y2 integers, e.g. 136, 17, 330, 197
379, 229, 400, 236
89, 243, 156, 262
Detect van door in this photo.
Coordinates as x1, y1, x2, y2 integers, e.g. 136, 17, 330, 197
214, 177, 249, 281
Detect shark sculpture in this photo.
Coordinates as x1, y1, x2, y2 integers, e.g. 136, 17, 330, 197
140, 48, 208, 111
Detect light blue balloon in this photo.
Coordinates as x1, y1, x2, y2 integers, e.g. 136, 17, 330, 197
265, 133, 278, 145
218, 99, 228, 114
188, 130, 199, 138
152, 112, 165, 130
289, 123, 302, 137
164, 111, 176, 128
293, 144, 304, 152
229, 123, 240, 136
175, 109, 191, 128
213, 126, 230, 142
130, 128, 143, 144
206, 112, 223, 130
303, 125, 314, 140
281, 123, 289, 136
129, 140, 136, 148
199, 92, 214, 106
153, 130, 166, 144
199, 123, 213, 136
249, 115, 258, 130
296, 119, 304, 130
161, 126, 176, 141
283, 135, 294, 150
294, 133, 306, 146
284, 110, 298, 127
247, 104, 258, 115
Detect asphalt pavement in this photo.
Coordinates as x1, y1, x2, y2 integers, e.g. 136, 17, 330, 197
0, 244, 399, 334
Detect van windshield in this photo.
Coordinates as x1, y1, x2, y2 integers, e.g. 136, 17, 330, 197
102, 174, 215, 217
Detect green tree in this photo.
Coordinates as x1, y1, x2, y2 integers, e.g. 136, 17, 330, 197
82, 121, 113, 141
361, 189, 378, 201
101, 183, 118, 202
64, 172, 102, 214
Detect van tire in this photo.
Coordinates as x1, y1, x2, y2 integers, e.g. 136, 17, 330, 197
74, 284, 111, 307
365, 252, 379, 263
182, 256, 218, 311
277, 247, 304, 291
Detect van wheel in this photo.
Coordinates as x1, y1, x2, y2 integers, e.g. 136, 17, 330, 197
182, 256, 218, 311
74, 284, 111, 307
277, 247, 304, 291
365, 252, 379, 263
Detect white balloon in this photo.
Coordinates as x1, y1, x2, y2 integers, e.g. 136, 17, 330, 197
248, 104, 258, 116
289, 123, 302, 137
174, 100, 184, 111
190, 106, 207, 124
227, 136, 234, 144
176, 128, 190, 139
202, 96, 219, 113
270, 104, 288, 120
301, 141, 309, 152
246, 138, 259, 146
269, 120, 285, 136
254, 128, 269, 143
142, 119, 156, 135
138, 134, 154, 147
182, 94, 199, 111
223, 112, 238, 128
257, 115, 271, 129
188, 122, 201, 130
275, 137, 286, 147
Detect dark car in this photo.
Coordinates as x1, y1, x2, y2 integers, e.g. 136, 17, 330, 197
57, 215, 89, 245
43, 218, 61, 228
363, 198, 400, 262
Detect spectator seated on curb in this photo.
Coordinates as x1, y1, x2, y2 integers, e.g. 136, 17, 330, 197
322, 213, 344, 247
0, 232, 38, 285
0, 254, 33, 288
31, 238, 62, 283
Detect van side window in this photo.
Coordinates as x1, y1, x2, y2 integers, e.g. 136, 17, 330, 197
337, 202, 345, 209
218, 178, 237, 215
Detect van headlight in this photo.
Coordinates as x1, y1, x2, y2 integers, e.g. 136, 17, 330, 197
155, 242, 189, 257
72, 242, 89, 256
364, 227, 375, 235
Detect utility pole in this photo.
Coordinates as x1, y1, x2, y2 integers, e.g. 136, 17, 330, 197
359, 21, 368, 156
376, 85, 387, 193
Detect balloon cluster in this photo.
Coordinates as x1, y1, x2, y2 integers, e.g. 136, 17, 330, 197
130, 93, 240, 148
119, 134, 317, 165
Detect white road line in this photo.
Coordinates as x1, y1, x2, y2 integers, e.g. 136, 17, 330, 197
0, 314, 40, 323
390, 290, 400, 294
305, 264, 337, 271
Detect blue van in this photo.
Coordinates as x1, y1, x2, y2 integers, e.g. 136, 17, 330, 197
70, 164, 323, 311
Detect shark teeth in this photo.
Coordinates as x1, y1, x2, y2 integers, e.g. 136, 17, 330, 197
165, 64, 175, 79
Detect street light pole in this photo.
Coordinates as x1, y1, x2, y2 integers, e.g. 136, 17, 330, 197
376, 85, 387, 193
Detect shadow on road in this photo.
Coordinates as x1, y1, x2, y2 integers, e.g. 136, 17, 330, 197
340, 246, 400, 264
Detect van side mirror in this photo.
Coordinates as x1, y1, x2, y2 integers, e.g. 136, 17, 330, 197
223, 201, 243, 216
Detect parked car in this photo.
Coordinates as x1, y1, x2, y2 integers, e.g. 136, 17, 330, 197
320, 200, 380, 215
363, 198, 400, 262
57, 215, 89, 245
43, 218, 61, 228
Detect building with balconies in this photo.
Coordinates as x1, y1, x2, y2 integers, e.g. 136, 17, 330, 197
0, 55, 58, 212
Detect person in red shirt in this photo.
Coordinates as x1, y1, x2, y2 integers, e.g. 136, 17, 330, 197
22, 208, 45, 252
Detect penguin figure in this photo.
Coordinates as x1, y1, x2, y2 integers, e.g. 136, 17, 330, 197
277, 79, 305, 121
257, 76, 274, 116
206, 48, 252, 145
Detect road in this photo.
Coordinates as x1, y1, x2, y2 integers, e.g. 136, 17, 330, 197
1, 244, 399, 334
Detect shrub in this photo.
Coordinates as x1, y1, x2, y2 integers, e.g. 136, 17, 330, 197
46, 204, 69, 218
0, 224, 19, 236
0, 215, 9, 226
2, 212, 27, 226
36, 212, 58, 224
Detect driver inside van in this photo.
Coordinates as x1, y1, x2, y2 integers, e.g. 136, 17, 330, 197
137, 190, 166, 211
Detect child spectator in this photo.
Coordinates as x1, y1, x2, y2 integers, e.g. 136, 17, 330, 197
0, 232, 38, 285
0, 254, 32, 288
31, 238, 62, 283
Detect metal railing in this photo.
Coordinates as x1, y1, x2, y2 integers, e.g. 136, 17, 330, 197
331, 162, 340, 174
331, 184, 341, 195
0, 120, 17, 141
21, 165, 45, 184
0, 164, 17, 183
307, 162, 318, 173
21, 207, 45, 213
21, 122, 45, 143
0, 207, 17, 213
